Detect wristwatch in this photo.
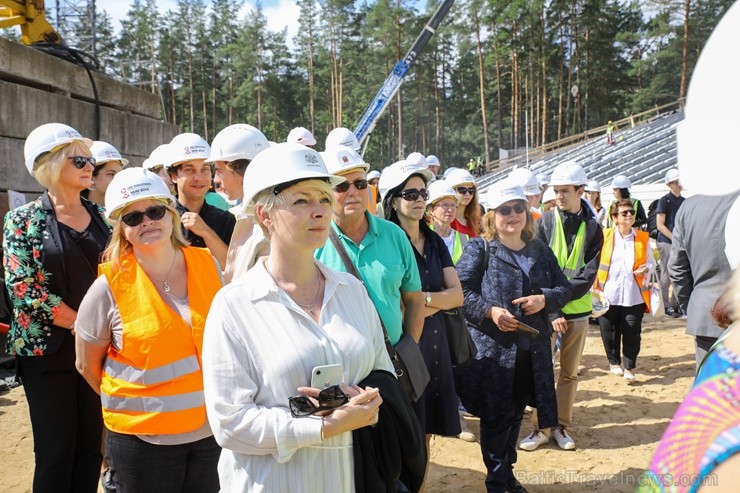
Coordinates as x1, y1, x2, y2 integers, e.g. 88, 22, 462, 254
425, 292, 432, 306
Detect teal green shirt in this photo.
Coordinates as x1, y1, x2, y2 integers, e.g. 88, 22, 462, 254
205, 191, 231, 211
315, 212, 421, 345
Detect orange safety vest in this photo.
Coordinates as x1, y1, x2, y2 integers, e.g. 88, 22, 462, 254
595, 228, 651, 313
98, 247, 222, 435
366, 184, 379, 215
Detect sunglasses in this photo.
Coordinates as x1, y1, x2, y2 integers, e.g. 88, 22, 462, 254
288, 385, 349, 418
496, 203, 527, 216
454, 186, 477, 195
618, 210, 635, 217
121, 205, 168, 227
68, 156, 96, 169
333, 179, 369, 193
395, 188, 430, 201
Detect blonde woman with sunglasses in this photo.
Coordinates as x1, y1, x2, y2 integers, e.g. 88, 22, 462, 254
3, 123, 111, 493
75, 168, 223, 493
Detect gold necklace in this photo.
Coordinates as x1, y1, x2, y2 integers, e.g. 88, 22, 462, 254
266, 261, 323, 315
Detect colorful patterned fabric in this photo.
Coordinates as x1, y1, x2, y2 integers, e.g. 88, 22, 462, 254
638, 331, 740, 492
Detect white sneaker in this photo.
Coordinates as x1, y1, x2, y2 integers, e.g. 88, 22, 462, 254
624, 369, 636, 384
519, 430, 549, 451
610, 364, 624, 376
551, 426, 576, 450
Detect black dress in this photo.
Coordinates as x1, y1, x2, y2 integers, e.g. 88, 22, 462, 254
411, 229, 462, 436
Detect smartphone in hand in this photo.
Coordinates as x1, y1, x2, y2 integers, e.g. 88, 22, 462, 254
310, 364, 344, 389
515, 320, 540, 337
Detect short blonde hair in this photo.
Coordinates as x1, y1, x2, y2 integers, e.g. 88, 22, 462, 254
102, 200, 189, 270
480, 202, 535, 242
34, 141, 91, 189
254, 179, 335, 237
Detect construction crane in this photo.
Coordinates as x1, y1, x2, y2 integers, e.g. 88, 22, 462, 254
353, 0, 455, 153
0, 0, 61, 45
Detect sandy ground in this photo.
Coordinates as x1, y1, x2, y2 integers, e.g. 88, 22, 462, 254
0, 317, 694, 493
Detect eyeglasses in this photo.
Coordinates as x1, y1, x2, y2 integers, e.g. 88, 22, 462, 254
333, 179, 369, 193
68, 156, 96, 169
395, 188, 430, 201
121, 205, 168, 227
496, 203, 527, 216
435, 202, 457, 210
618, 210, 635, 217
454, 186, 477, 195
288, 385, 349, 418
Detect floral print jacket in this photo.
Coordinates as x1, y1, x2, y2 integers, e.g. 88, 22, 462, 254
3, 193, 109, 356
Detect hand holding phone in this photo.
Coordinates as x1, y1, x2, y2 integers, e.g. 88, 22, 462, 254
515, 320, 540, 338
311, 364, 344, 389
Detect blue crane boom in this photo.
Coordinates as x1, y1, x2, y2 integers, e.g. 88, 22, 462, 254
353, 0, 455, 152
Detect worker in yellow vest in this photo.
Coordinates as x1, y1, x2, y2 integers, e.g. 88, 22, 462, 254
594, 199, 655, 384
519, 161, 604, 453
75, 167, 223, 492
426, 180, 469, 264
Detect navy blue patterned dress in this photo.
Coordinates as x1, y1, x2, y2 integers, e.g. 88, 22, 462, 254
411, 229, 462, 436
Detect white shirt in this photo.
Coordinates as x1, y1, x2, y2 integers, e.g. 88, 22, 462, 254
603, 228, 656, 307
202, 259, 394, 493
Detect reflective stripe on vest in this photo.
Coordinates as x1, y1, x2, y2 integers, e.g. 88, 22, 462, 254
595, 228, 651, 313
550, 211, 591, 314
99, 247, 221, 435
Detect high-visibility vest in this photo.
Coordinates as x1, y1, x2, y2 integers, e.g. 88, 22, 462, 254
550, 211, 592, 315
430, 225, 469, 264
366, 184, 379, 216
595, 228, 651, 313
99, 247, 221, 435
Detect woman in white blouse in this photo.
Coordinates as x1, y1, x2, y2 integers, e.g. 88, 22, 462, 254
594, 199, 656, 384
201, 143, 394, 492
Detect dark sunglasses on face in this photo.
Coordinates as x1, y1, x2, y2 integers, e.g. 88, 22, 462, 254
289, 385, 349, 418
69, 156, 96, 169
454, 186, 477, 195
121, 205, 168, 227
333, 179, 369, 193
395, 188, 430, 201
496, 203, 527, 216
618, 210, 635, 217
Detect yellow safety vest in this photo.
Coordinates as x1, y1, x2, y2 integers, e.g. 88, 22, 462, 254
595, 228, 651, 313
430, 225, 469, 264
550, 211, 591, 315
99, 247, 221, 435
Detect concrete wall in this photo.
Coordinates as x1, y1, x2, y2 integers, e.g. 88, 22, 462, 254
0, 37, 179, 194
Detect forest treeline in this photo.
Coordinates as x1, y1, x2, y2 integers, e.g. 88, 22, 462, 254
3, 0, 733, 169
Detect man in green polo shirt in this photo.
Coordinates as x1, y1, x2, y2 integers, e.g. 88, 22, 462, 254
315, 146, 425, 345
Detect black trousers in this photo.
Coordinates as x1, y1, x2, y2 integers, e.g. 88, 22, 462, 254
479, 348, 534, 493
17, 332, 103, 493
598, 303, 645, 370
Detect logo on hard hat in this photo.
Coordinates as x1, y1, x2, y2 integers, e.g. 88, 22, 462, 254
121, 187, 130, 199
341, 156, 349, 163
305, 154, 319, 166
65, 130, 80, 138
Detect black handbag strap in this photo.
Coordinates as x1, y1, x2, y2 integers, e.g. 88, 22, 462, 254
328, 228, 398, 357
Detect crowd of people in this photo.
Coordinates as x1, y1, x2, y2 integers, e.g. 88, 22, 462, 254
2, 119, 737, 493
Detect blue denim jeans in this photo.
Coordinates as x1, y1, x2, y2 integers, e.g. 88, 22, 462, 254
106, 431, 220, 493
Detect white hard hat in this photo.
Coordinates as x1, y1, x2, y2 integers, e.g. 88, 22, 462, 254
104, 167, 175, 220
207, 124, 269, 163
142, 144, 170, 171
481, 180, 527, 210
677, 2, 740, 195
242, 143, 345, 208
508, 168, 540, 196
591, 290, 610, 318
542, 186, 556, 203
426, 180, 457, 205
585, 180, 601, 193
320, 145, 369, 175
536, 172, 550, 186
664, 168, 680, 185
90, 141, 129, 167
725, 196, 740, 269
426, 155, 440, 168
286, 126, 317, 147
406, 152, 428, 169
23, 123, 93, 176
367, 170, 381, 181
164, 133, 211, 168
443, 166, 461, 179
611, 175, 632, 189
445, 168, 477, 188
325, 127, 360, 151
378, 161, 434, 200
550, 161, 588, 186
